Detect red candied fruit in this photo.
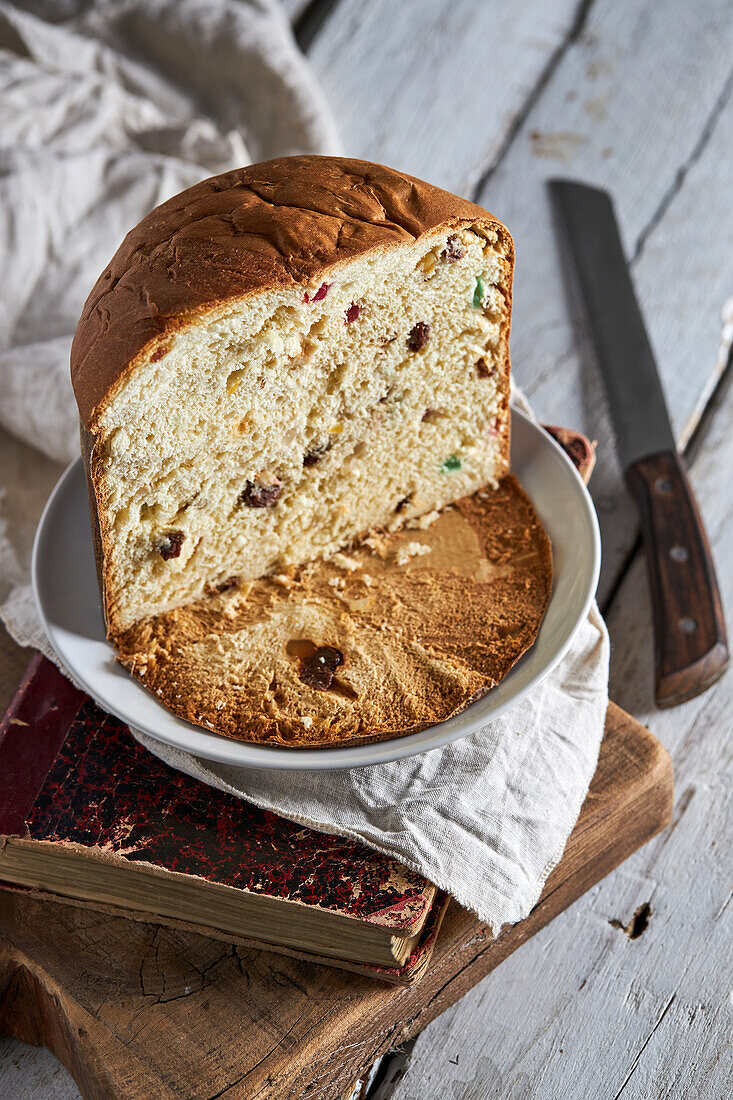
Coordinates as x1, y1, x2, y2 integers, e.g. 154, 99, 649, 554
345, 303, 361, 324
155, 531, 184, 560
303, 282, 331, 304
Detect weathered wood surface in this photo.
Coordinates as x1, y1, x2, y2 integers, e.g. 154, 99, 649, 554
476, 0, 733, 600
2, 0, 732, 1094
305, 0, 582, 196
386, 353, 733, 1100
304, 0, 733, 1096
0, 707, 671, 1100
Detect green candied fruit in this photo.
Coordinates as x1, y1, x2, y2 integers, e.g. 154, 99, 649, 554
440, 454, 462, 473
472, 276, 486, 308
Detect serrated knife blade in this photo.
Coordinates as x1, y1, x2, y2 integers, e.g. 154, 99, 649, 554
549, 179, 728, 707
548, 181, 675, 469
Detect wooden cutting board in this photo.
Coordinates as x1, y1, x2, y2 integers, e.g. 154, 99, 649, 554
0, 702, 672, 1100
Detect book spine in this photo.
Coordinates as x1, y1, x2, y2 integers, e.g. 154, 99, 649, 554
0, 654, 84, 836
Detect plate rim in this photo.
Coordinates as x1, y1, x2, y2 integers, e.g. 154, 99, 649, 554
32, 408, 601, 771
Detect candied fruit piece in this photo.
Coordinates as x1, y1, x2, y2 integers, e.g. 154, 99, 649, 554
299, 659, 334, 690
155, 531, 184, 560
303, 282, 331, 304
346, 303, 361, 323
239, 479, 282, 508
297, 644, 344, 691
442, 234, 466, 263
407, 322, 431, 351
303, 442, 330, 467
315, 645, 343, 671
150, 344, 168, 363
473, 276, 487, 308
475, 357, 493, 378
440, 454, 462, 473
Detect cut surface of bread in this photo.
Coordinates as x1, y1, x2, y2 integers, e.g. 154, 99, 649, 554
71, 157, 513, 638
115, 476, 552, 747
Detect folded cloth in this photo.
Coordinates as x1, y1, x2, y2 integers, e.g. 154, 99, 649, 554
0, 0, 613, 932
137, 603, 610, 933
0, 0, 339, 653
0, 0, 339, 464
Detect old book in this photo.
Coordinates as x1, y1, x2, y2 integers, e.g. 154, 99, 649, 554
0, 655, 446, 983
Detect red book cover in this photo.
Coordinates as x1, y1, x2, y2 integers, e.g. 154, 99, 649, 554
0, 654, 446, 983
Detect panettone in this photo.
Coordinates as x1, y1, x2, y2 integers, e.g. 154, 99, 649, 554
71, 156, 514, 640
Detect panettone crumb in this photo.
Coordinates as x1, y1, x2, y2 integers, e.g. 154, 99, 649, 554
330, 552, 361, 572
91, 220, 510, 635
406, 509, 442, 531
393, 541, 432, 566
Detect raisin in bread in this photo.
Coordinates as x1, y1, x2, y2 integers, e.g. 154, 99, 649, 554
71, 156, 513, 640
115, 477, 551, 747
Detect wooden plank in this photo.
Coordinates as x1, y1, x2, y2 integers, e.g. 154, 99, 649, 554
305, 0, 582, 195
385, 290, 733, 1100
474, 0, 733, 600
0, 706, 671, 1100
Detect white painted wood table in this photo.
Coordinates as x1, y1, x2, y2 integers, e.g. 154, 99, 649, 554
1, 0, 731, 1096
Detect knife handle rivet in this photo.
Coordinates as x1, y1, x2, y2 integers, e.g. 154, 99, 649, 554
655, 477, 673, 494
679, 617, 698, 634
670, 545, 689, 563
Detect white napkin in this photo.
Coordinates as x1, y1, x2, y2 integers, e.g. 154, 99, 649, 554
137, 604, 609, 932
0, 0, 612, 932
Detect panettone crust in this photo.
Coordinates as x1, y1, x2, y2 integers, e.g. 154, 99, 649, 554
70, 156, 512, 430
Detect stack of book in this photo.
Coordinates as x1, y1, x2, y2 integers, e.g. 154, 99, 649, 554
0, 656, 446, 983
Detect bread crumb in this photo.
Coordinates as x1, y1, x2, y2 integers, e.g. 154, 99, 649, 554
406, 508, 441, 531
393, 541, 432, 566
362, 533, 388, 555
330, 552, 360, 571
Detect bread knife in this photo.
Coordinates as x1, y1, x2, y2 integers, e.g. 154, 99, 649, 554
549, 179, 728, 707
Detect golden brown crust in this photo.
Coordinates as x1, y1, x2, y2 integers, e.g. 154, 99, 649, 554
115, 476, 552, 748
70, 156, 513, 430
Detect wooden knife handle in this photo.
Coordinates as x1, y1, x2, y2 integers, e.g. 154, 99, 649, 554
625, 450, 728, 707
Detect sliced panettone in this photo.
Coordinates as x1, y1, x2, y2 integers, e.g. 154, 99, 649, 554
71, 156, 514, 640
114, 476, 552, 747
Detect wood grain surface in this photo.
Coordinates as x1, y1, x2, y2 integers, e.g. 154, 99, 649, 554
0, 705, 671, 1100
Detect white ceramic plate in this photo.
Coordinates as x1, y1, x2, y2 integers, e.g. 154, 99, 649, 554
33, 408, 600, 770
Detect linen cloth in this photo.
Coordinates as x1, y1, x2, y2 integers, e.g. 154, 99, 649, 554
0, 0, 612, 932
